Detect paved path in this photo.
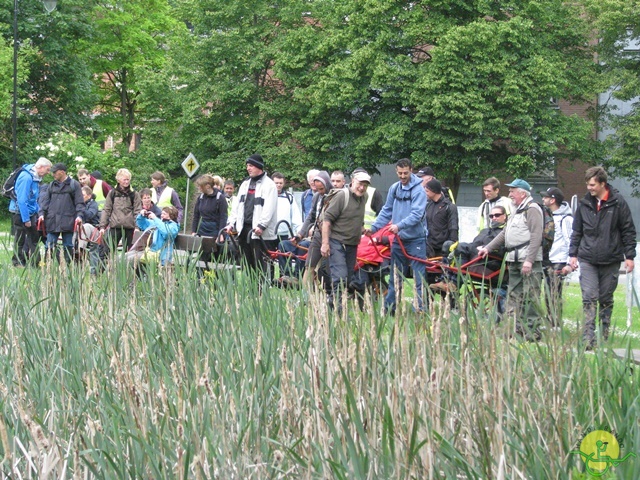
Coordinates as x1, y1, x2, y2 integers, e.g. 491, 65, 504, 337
612, 349, 640, 364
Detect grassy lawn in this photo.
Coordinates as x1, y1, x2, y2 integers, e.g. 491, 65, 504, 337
0, 222, 638, 477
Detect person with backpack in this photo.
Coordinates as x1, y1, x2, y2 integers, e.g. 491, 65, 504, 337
563, 167, 636, 350
99, 168, 142, 256
276, 171, 331, 287
272, 172, 302, 243
366, 158, 428, 315
478, 178, 544, 341
540, 187, 573, 327
7, 157, 52, 267
416, 166, 456, 204
38, 163, 85, 264
320, 170, 370, 310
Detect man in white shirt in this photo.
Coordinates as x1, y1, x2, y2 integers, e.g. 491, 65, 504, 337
272, 172, 302, 242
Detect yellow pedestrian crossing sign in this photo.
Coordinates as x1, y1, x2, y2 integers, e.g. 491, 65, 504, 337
181, 153, 200, 178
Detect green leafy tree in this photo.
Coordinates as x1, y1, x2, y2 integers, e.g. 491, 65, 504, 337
412, 7, 599, 190
1, 0, 97, 168
134, 0, 318, 183
585, 0, 640, 193
78, 0, 182, 151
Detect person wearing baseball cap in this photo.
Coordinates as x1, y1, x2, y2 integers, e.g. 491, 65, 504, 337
39, 162, 85, 264
320, 167, 370, 311
226, 154, 278, 282
416, 166, 456, 203
352, 167, 384, 228
478, 177, 544, 341
540, 187, 573, 327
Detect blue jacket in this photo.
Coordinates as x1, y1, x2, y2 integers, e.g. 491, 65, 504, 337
9, 164, 42, 223
135, 214, 180, 265
371, 174, 428, 241
301, 188, 314, 221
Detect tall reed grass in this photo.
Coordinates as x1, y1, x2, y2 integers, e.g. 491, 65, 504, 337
0, 258, 638, 478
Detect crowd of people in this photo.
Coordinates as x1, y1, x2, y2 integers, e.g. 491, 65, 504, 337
7, 155, 637, 349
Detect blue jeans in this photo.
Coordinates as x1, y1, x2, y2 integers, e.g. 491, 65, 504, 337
385, 237, 427, 313
46, 231, 74, 263
278, 238, 309, 278
327, 238, 357, 309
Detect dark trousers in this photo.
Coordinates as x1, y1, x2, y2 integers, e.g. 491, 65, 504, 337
12, 213, 41, 267
579, 261, 619, 344
278, 238, 309, 278
105, 227, 135, 255
544, 263, 566, 326
238, 225, 277, 280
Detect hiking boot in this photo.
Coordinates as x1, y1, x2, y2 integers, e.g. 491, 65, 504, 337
430, 281, 457, 293
276, 276, 299, 289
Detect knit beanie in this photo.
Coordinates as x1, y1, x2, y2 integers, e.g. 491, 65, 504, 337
246, 154, 265, 170
313, 171, 331, 191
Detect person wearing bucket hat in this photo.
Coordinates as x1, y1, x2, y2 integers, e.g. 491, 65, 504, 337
226, 154, 278, 280
478, 178, 544, 341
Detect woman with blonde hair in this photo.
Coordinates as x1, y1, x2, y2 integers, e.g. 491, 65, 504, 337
99, 168, 142, 255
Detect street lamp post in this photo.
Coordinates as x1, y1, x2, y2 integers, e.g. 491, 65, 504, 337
11, 0, 57, 170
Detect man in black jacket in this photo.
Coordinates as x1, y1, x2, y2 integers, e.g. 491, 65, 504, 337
39, 163, 85, 263
424, 179, 458, 258
564, 166, 636, 349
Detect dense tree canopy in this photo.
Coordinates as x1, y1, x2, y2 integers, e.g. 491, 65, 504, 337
0, 0, 636, 192
586, 0, 640, 193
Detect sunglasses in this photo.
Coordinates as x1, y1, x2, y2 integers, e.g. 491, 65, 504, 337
488, 213, 504, 218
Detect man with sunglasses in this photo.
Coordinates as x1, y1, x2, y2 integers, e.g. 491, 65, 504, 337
478, 179, 544, 341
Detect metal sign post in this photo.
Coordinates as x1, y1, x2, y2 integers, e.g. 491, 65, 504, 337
181, 153, 200, 233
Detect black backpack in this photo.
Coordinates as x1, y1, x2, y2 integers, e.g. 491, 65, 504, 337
2, 167, 26, 200
520, 202, 555, 264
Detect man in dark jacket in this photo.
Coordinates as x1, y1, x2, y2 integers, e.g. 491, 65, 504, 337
425, 179, 458, 258
564, 166, 636, 349
39, 163, 85, 263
